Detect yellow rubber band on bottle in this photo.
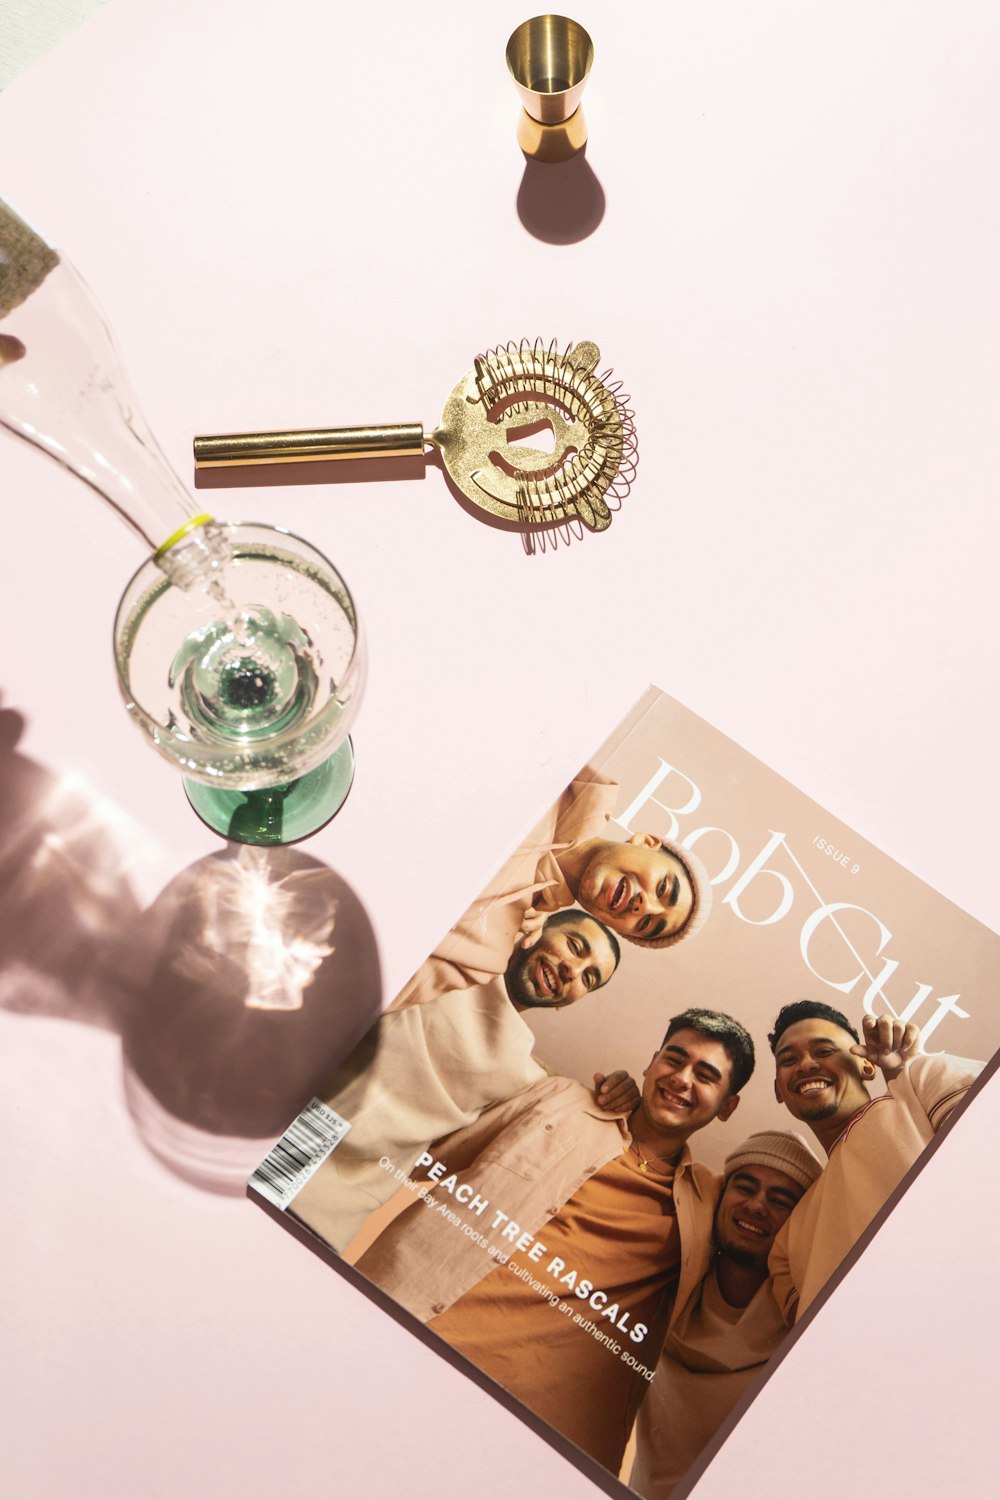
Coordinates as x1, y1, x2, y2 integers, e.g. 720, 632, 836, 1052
154, 513, 215, 560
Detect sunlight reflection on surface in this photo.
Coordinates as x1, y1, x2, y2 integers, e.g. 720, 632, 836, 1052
181, 847, 338, 1011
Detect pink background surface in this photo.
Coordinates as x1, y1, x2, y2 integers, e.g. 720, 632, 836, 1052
1, 1, 998, 1494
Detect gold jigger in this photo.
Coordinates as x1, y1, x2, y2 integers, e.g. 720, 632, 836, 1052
506, 15, 594, 164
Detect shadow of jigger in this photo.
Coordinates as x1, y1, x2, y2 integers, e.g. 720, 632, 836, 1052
507, 15, 594, 164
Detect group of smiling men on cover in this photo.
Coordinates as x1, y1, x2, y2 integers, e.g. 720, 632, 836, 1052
289, 766, 982, 1495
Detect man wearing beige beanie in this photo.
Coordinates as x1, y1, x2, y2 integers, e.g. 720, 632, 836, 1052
395, 768, 712, 1013
630, 1130, 822, 1499
521, 830, 711, 950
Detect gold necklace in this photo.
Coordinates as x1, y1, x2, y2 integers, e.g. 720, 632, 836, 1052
631, 1140, 652, 1172
630, 1138, 681, 1174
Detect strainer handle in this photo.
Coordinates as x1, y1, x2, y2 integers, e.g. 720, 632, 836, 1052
193, 423, 425, 468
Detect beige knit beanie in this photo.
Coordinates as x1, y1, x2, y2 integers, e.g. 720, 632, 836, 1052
723, 1130, 823, 1193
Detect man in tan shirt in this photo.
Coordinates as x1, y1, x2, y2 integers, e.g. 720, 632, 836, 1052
630, 1129, 822, 1499
290, 908, 626, 1253
354, 1007, 756, 1473
766, 1000, 982, 1322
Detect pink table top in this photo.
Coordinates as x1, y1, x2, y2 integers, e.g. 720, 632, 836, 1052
2, 3, 998, 1496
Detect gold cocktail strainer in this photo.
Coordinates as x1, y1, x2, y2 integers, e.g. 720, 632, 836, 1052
194, 339, 636, 534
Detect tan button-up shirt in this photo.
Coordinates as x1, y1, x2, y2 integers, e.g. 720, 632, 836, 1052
290, 976, 545, 1253
355, 1075, 718, 1338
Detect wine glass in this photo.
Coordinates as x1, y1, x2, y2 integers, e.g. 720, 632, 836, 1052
1, 197, 366, 845
113, 521, 365, 844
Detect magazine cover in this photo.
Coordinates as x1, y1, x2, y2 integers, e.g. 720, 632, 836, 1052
250, 687, 999, 1497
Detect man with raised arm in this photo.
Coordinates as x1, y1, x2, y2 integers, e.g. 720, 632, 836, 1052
630, 1129, 821, 1499
394, 764, 712, 1012
767, 1000, 982, 1323
353, 1008, 755, 1473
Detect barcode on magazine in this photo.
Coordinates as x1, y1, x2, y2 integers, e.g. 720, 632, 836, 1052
249, 1099, 351, 1209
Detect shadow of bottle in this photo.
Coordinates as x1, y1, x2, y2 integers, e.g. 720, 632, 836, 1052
0, 699, 139, 1031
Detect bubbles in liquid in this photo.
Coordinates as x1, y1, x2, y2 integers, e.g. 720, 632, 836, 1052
169, 605, 321, 745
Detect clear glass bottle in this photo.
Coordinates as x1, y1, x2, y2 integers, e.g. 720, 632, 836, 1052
0, 196, 229, 587
1, 198, 365, 843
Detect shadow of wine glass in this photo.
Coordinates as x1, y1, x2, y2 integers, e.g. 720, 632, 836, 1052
0, 694, 384, 1195
112, 844, 383, 1193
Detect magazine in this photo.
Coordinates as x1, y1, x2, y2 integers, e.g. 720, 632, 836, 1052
250, 687, 999, 1497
